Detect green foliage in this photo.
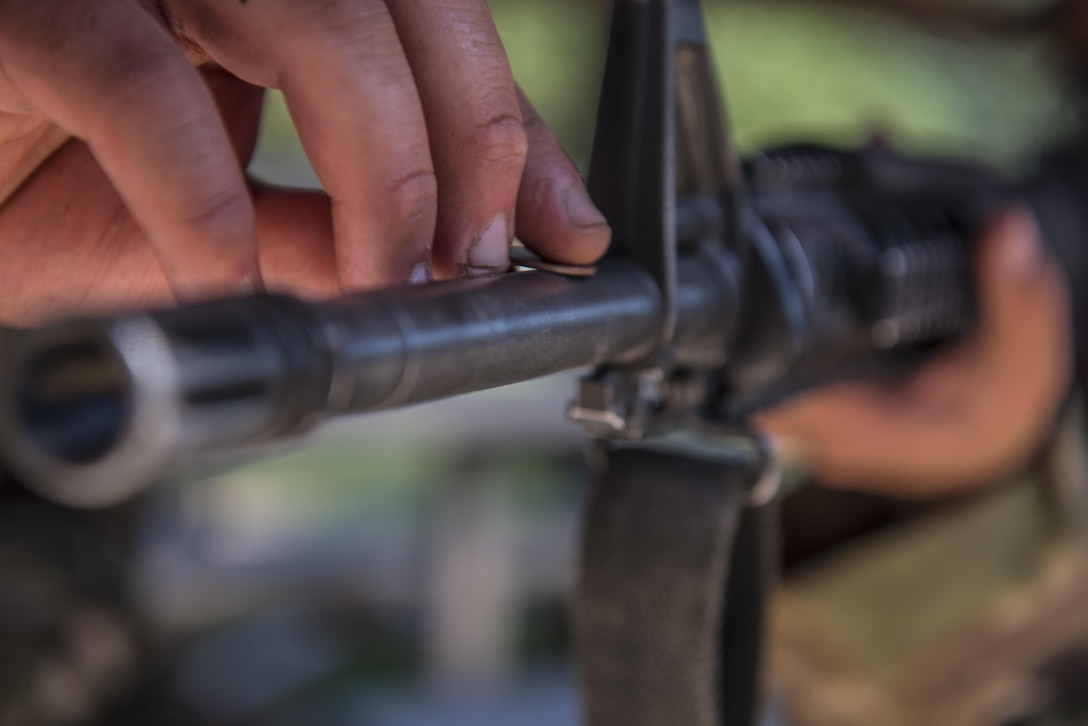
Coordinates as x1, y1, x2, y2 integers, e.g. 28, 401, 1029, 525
258, 1, 1066, 174
488, 0, 609, 166
256, 1, 1070, 175
711, 0, 1068, 169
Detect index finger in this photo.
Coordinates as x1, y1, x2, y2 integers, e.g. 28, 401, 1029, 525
0, 0, 261, 300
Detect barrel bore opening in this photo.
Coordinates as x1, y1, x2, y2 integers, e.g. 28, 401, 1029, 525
17, 342, 130, 465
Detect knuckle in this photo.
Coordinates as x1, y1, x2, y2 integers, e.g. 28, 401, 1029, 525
100, 35, 186, 99
293, 0, 392, 48
177, 186, 253, 240
383, 167, 438, 226
467, 114, 529, 173
79, 45, 194, 141
520, 107, 550, 137
280, 1, 408, 87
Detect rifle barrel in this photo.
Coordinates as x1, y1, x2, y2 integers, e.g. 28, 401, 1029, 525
0, 251, 738, 508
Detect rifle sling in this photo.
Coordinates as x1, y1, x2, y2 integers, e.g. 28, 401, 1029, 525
575, 448, 776, 726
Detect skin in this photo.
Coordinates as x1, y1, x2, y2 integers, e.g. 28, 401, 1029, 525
0, 0, 611, 323
0, 2, 1072, 497
758, 210, 1074, 498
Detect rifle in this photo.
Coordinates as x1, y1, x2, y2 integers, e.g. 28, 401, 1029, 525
2, 1, 1087, 724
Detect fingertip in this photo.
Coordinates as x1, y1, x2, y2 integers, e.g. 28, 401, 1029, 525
989, 206, 1041, 245
563, 223, 613, 266
152, 186, 264, 301
466, 214, 512, 274
563, 187, 607, 229
979, 206, 1045, 285
513, 88, 611, 266
974, 206, 1071, 351
560, 187, 612, 262
251, 183, 340, 298
516, 178, 612, 266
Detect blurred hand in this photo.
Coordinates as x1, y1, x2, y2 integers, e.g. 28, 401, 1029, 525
0, 0, 610, 324
758, 209, 1073, 498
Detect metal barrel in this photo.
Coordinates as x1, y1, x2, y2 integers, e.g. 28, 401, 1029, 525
0, 251, 738, 508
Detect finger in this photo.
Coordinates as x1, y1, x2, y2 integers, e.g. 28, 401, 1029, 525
203, 69, 339, 298
201, 61, 339, 298
201, 57, 338, 298
201, 68, 265, 172
514, 89, 611, 265
387, 0, 528, 278
0, 0, 261, 299
887, 210, 1070, 483
280, 4, 437, 289
251, 183, 339, 300
949, 210, 1071, 459
759, 209, 1072, 495
170, 0, 438, 289
892, 206, 1070, 465
0, 137, 172, 325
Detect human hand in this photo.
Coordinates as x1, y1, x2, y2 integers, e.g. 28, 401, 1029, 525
0, 0, 610, 324
758, 209, 1073, 498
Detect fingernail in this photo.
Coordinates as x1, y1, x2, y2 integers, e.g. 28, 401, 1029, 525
998, 212, 1042, 281
468, 216, 510, 272
409, 260, 431, 285
564, 189, 608, 229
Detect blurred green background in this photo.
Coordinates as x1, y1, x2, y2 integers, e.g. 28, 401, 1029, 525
255, 0, 1070, 185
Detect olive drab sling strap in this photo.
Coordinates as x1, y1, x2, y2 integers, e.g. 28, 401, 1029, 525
569, 3, 779, 723
575, 447, 778, 726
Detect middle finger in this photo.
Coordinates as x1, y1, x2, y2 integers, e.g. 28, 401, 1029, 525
386, 0, 528, 279
166, 0, 439, 289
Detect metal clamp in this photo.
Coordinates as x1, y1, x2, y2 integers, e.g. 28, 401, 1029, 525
571, 0, 742, 445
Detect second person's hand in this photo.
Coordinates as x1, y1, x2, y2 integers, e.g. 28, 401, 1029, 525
758, 209, 1073, 498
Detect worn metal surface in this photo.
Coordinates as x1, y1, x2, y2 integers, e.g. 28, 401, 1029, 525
0, 252, 737, 507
